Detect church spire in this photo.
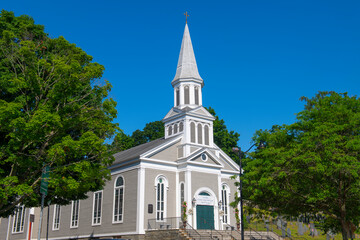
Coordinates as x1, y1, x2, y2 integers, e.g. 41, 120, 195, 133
172, 23, 203, 87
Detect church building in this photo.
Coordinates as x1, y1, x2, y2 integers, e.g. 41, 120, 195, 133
0, 23, 240, 240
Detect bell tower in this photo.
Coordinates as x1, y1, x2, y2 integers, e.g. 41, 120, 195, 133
171, 23, 204, 109
163, 23, 215, 158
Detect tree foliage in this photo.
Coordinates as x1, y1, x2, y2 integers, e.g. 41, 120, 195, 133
206, 107, 240, 162
240, 92, 360, 240
111, 121, 164, 153
0, 11, 118, 217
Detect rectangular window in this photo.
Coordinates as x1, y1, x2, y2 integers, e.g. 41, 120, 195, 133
53, 205, 61, 230
12, 206, 25, 233
222, 189, 228, 223
93, 191, 102, 225
70, 200, 80, 228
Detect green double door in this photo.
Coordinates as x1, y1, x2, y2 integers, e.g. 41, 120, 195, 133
196, 205, 214, 229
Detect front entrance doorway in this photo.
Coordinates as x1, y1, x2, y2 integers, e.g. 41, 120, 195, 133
196, 205, 214, 229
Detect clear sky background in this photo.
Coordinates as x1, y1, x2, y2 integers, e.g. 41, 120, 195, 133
3, 0, 360, 150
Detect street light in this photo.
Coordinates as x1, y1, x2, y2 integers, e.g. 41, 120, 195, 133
232, 141, 265, 240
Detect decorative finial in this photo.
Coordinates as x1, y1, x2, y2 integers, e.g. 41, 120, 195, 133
184, 11, 189, 23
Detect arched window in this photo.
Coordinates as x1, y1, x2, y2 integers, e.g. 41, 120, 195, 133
168, 125, 172, 136
174, 124, 178, 134
176, 88, 180, 106
190, 122, 196, 143
199, 191, 210, 196
221, 185, 229, 223
180, 183, 185, 215
156, 176, 167, 221
179, 122, 184, 132
204, 125, 209, 145
113, 176, 124, 223
197, 124, 203, 144
184, 86, 190, 104
195, 87, 199, 105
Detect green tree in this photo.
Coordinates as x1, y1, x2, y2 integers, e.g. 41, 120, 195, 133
111, 121, 164, 151
206, 107, 240, 163
0, 11, 118, 217
240, 92, 360, 240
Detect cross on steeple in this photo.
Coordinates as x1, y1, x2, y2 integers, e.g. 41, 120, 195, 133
184, 12, 189, 23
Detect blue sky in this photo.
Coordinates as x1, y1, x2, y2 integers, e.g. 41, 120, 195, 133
3, 0, 360, 150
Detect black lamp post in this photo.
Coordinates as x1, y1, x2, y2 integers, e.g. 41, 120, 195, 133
232, 141, 265, 240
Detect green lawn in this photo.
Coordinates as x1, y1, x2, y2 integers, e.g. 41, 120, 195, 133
245, 220, 354, 240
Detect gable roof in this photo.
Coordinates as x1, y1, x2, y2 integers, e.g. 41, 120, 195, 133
113, 136, 178, 164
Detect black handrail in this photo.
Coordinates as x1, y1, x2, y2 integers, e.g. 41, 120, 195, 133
184, 222, 211, 239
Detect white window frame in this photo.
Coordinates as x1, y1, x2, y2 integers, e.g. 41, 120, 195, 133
113, 176, 125, 223
52, 204, 61, 230
155, 175, 168, 222
221, 184, 230, 224
92, 190, 103, 225
12, 205, 25, 233
70, 200, 80, 228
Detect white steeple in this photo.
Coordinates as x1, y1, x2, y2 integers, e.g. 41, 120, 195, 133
172, 23, 203, 86
171, 23, 204, 109
163, 22, 215, 153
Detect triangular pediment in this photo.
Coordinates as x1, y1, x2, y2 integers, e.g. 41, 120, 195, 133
163, 108, 182, 120
189, 106, 214, 118
190, 151, 221, 166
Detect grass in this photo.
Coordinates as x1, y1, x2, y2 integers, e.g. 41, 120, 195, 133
245, 220, 354, 240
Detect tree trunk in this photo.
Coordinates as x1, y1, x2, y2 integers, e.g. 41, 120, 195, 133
341, 220, 353, 240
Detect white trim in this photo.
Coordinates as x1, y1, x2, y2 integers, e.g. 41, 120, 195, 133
12, 205, 26, 234
136, 167, 145, 234
188, 161, 222, 169
141, 158, 178, 166
52, 204, 61, 231
70, 200, 80, 228
221, 170, 239, 175
154, 175, 168, 222
92, 190, 103, 226
110, 163, 140, 175
176, 172, 180, 218
141, 161, 178, 172
113, 175, 125, 224
6, 215, 11, 240
140, 136, 182, 158
193, 187, 220, 230
221, 183, 231, 226
218, 174, 223, 230
185, 170, 192, 226
216, 147, 240, 171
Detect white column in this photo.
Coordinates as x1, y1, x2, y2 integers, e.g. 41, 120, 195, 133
185, 170, 192, 227
189, 84, 195, 105
137, 167, 145, 234
180, 84, 184, 107
175, 171, 180, 218
218, 174, 222, 230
